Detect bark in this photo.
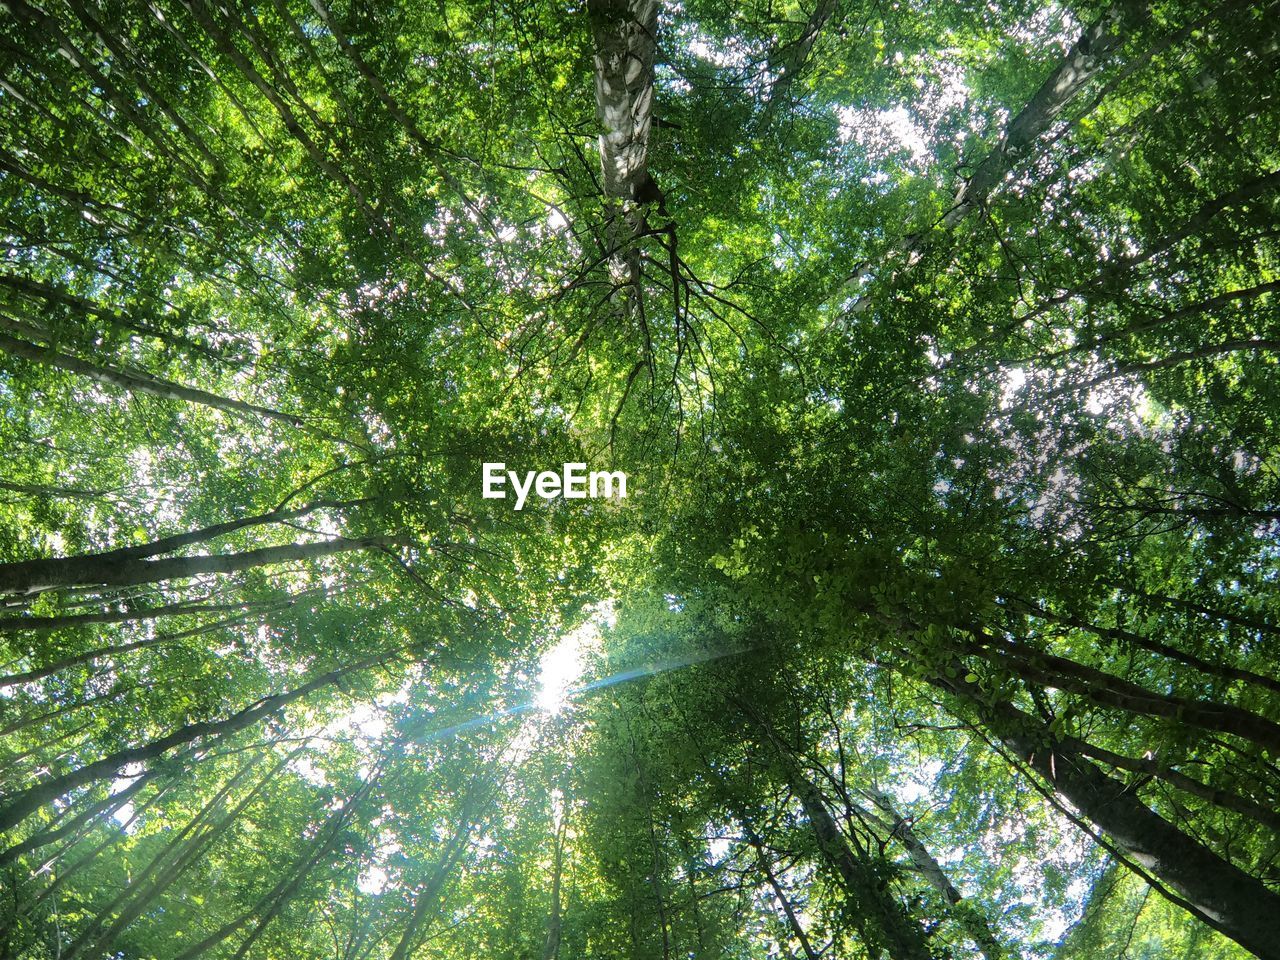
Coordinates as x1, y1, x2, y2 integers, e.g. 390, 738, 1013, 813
588, 0, 659, 202
60, 0, 222, 172
24, 780, 177, 913
177, 0, 381, 232
60, 755, 266, 960
964, 629, 1280, 753
865, 787, 1006, 960
943, 2, 1141, 228
1067, 738, 1280, 832
1042, 279, 1280, 361
0, 771, 154, 866
936, 672, 1280, 959
0, 274, 239, 364
0, 534, 397, 599
0, 479, 114, 501
788, 768, 933, 960
832, 2, 1142, 305
761, 0, 839, 123
4, 0, 211, 188
1010, 599, 1280, 696
742, 704, 934, 959
1012, 169, 1280, 332
542, 815, 566, 960
1113, 584, 1280, 638
0, 651, 390, 833
0, 608, 275, 689
588, 0, 661, 316
744, 827, 821, 960
0, 595, 288, 634
70, 753, 289, 960
0, 500, 362, 599
386, 785, 487, 960
172, 775, 374, 960
1051, 339, 1280, 396
0, 329, 310, 431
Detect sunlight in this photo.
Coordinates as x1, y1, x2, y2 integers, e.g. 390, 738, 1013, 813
357, 864, 388, 896
534, 604, 612, 713
535, 631, 587, 713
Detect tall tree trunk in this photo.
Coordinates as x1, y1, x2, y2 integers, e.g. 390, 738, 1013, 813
742, 710, 936, 960
1064, 738, 1280, 832
0, 534, 398, 599
787, 768, 933, 960
59, 753, 268, 960
0, 594, 294, 635
542, 814, 566, 960
833, 1, 1143, 305
0, 329, 312, 432
864, 787, 1007, 960
588, 0, 660, 318
743, 826, 822, 960
0, 499, 363, 598
761, 0, 838, 124
0, 651, 391, 832
943, 1, 1143, 227
0, 771, 155, 866
0, 601, 297, 689
172, 771, 377, 960
1007, 598, 1280, 696
71, 750, 299, 960
934, 671, 1280, 959
959, 628, 1280, 753
386, 780, 490, 960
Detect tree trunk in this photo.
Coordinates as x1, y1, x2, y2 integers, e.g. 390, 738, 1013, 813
0, 594, 299, 634
172, 772, 375, 960
59, 754, 267, 960
962, 628, 1280, 753
542, 814, 566, 960
761, 0, 838, 124
781, 758, 933, 960
744, 826, 821, 960
387, 782, 489, 960
588, 0, 660, 317
1065, 737, 1280, 831
0, 329, 311, 431
943, 1, 1142, 227
0, 602, 294, 689
72, 751, 296, 960
865, 787, 1006, 960
1008, 599, 1280, 696
0, 770, 154, 866
0, 651, 390, 833
0, 534, 397, 599
0, 500, 362, 598
936, 671, 1280, 959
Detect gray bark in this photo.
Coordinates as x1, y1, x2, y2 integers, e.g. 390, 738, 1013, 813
943, 2, 1141, 227
0, 651, 389, 833
0, 534, 396, 599
588, 0, 661, 315
0, 329, 308, 431
865, 787, 1006, 960
939, 673, 1280, 960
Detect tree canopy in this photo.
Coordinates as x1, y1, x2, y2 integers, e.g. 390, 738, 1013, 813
1, 0, 1278, 957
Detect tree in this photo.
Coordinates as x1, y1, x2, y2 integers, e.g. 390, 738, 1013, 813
1, 0, 1277, 958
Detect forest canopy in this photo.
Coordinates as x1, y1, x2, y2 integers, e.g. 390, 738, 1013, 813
1, 0, 1279, 958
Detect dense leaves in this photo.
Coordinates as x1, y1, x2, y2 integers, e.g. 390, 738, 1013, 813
0, 0, 1277, 958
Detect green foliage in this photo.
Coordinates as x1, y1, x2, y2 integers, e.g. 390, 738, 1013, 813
0, 0, 1277, 958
